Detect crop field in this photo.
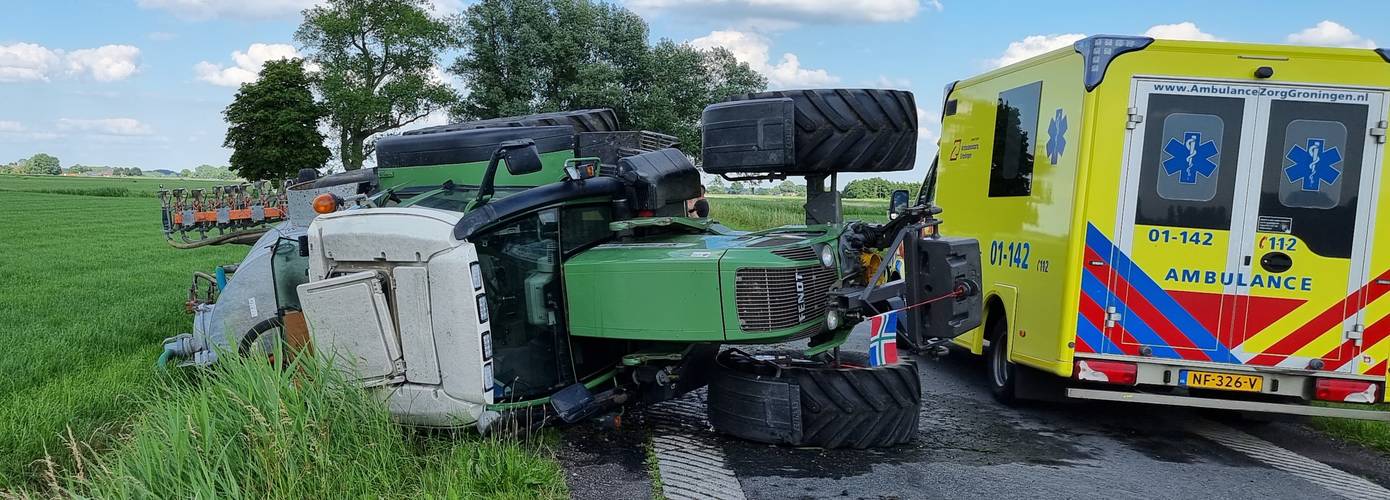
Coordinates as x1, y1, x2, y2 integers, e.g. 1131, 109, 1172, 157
707, 194, 888, 229
0, 174, 230, 198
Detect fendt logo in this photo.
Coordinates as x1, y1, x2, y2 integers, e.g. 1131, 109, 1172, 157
1162, 131, 1219, 184
795, 272, 807, 322
1285, 138, 1343, 191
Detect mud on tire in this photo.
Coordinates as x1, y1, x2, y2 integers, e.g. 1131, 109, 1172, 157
403, 108, 620, 136
707, 350, 921, 449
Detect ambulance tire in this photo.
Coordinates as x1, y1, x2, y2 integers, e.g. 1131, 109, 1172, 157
708, 350, 921, 449
987, 316, 1019, 404
402, 108, 620, 136
712, 88, 918, 173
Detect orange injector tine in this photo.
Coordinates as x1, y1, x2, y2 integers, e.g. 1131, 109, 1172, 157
160, 178, 292, 248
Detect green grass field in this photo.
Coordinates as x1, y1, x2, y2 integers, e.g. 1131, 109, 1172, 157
0, 182, 567, 496
0, 174, 231, 198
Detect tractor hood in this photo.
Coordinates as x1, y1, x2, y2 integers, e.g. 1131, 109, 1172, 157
563, 225, 842, 343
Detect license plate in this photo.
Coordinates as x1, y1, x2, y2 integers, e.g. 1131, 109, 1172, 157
1180, 370, 1263, 392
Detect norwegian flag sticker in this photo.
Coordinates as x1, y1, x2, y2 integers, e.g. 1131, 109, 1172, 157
867, 310, 900, 367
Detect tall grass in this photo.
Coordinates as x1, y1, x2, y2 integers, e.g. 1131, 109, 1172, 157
24, 354, 565, 499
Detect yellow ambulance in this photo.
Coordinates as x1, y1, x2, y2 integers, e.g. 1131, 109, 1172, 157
925, 35, 1390, 419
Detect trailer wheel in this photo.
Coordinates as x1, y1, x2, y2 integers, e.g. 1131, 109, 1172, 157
707, 350, 921, 449
403, 108, 619, 136
986, 316, 1018, 404
705, 89, 917, 174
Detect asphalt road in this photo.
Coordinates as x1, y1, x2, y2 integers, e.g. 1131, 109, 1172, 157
561, 336, 1390, 500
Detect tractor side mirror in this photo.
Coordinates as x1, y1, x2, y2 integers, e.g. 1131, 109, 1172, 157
888, 189, 910, 219
503, 143, 543, 176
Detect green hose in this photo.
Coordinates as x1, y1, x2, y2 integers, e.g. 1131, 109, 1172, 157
155, 348, 175, 371
485, 369, 618, 411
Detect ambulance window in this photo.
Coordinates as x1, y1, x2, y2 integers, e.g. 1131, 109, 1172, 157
1134, 94, 1243, 230
988, 81, 1042, 197
1257, 100, 1366, 258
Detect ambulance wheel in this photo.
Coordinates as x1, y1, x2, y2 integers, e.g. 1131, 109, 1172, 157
707, 349, 921, 449
987, 317, 1018, 404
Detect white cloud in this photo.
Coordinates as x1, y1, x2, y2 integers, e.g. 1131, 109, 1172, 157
916, 107, 938, 145
627, 0, 922, 26
57, 118, 153, 136
1144, 22, 1220, 41
874, 76, 912, 88
0, 121, 24, 132
0, 43, 140, 83
65, 45, 141, 82
1286, 21, 1377, 49
690, 30, 838, 88
195, 43, 303, 87
139, 0, 462, 20
989, 33, 1086, 68
137, 0, 319, 20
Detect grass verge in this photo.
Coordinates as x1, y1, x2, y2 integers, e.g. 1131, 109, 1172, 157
706, 194, 887, 230
15, 354, 566, 499
1311, 404, 1390, 453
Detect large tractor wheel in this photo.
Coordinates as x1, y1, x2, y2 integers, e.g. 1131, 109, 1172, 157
403, 109, 620, 136
707, 350, 921, 449
703, 89, 918, 174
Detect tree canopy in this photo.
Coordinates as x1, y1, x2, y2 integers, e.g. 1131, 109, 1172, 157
223, 58, 331, 181
450, 0, 766, 156
296, 0, 459, 170
841, 178, 920, 199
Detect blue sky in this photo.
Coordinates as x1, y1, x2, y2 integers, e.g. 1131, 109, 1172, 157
1, 0, 1388, 182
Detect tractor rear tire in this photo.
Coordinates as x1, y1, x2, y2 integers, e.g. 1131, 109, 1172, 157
715, 88, 918, 173
404, 109, 620, 136
707, 350, 921, 449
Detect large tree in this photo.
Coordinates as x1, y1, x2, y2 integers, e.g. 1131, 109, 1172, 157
450, 0, 766, 156
223, 58, 330, 181
20, 153, 61, 175
296, 0, 459, 170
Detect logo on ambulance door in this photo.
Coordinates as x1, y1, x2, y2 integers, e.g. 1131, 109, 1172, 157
1280, 120, 1347, 209
1158, 113, 1223, 202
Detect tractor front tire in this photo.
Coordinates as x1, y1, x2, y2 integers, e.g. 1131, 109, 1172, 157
707, 350, 921, 449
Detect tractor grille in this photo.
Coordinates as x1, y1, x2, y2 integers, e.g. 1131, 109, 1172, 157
734, 265, 836, 332
771, 246, 817, 261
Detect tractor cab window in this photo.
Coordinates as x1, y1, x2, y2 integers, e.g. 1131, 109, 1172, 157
473, 208, 574, 399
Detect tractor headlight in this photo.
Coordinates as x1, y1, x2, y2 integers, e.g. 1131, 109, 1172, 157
826, 309, 842, 330
819, 245, 835, 268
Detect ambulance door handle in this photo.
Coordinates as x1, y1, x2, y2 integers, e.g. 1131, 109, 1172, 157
1243, 255, 1251, 266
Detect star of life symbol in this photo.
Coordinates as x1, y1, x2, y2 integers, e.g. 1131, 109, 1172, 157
1162, 131, 1219, 184
1046, 108, 1067, 165
1285, 138, 1342, 191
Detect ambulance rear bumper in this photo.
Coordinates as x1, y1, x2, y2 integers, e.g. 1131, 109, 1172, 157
1067, 387, 1390, 421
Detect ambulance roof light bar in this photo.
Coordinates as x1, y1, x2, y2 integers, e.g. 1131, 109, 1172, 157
1074, 35, 1154, 92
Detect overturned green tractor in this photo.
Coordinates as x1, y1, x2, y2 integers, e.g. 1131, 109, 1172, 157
162, 89, 982, 448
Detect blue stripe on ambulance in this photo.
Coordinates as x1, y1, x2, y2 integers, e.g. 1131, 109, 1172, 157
1076, 312, 1124, 355
1085, 223, 1241, 364
1080, 270, 1184, 359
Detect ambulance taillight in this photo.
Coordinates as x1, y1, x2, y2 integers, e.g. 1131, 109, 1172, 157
1314, 379, 1381, 404
1074, 359, 1138, 386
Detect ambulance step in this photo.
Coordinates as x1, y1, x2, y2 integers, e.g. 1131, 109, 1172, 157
1066, 388, 1390, 421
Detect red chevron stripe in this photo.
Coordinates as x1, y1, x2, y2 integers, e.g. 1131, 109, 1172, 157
1078, 286, 1139, 356
1326, 315, 1390, 372
1083, 246, 1211, 361
1369, 359, 1387, 377
1247, 270, 1390, 366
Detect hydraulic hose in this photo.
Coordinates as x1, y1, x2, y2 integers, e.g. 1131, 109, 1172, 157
166, 229, 268, 249
155, 348, 175, 371
485, 369, 618, 411
237, 315, 286, 356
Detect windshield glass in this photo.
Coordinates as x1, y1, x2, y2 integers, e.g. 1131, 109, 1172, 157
398, 186, 528, 213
